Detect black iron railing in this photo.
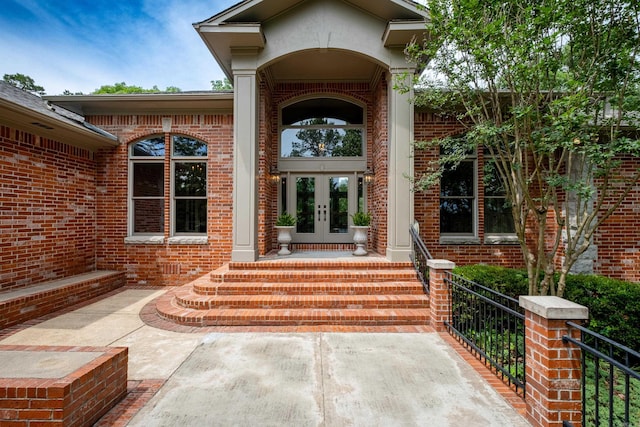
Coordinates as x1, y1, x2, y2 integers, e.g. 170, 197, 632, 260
444, 272, 526, 397
562, 322, 640, 427
409, 225, 432, 294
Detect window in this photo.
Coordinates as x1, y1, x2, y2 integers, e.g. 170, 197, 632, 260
129, 135, 207, 239
280, 98, 364, 158
440, 154, 476, 236
483, 151, 515, 235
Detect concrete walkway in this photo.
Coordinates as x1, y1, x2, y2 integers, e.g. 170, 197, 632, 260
0, 289, 530, 426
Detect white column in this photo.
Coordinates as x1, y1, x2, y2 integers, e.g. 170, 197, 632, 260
386, 69, 414, 262
231, 56, 259, 262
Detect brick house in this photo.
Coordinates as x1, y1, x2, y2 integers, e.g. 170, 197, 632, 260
2, 0, 639, 292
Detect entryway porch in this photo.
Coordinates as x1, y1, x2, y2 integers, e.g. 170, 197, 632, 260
155, 250, 429, 327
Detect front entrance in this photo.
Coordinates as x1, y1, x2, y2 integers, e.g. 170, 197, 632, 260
290, 174, 360, 243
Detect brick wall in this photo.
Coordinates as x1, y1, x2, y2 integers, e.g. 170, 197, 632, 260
594, 155, 640, 281
0, 125, 97, 290
371, 76, 389, 255
413, 112, 524, 268
90, 114, 234, 286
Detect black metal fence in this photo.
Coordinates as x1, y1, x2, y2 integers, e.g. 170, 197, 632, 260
562, 322, 640, 427
444, 272, 527, 397
409, 225, 432, 294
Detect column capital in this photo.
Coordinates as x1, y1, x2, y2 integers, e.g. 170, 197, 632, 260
519, 296, 588, 320
426, 259, 455, 270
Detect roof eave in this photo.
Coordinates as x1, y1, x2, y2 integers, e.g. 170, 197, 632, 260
0, 97, 119, 151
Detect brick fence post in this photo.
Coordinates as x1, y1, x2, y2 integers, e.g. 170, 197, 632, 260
519, 296, 589, 427
426, 259, 455, 332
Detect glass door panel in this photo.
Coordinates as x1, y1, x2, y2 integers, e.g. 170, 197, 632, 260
291, 174, 355, 243
328, 176, 349, 235
295, 177, 315, 234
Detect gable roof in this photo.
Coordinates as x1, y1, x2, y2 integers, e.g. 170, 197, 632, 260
0, 81, 118, 151
195, 0, 429, 79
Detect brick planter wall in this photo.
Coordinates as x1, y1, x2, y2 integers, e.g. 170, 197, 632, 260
0, 345, 127, 426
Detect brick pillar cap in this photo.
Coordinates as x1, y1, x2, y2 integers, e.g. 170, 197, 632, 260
519, 296, 588, 320
426, 259, 455, 270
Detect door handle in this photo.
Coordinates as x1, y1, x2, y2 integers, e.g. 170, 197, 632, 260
323, 205, 327, 222
318, 204, 321, 221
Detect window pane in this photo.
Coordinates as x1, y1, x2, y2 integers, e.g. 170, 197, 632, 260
485, 198, 515, 234
173, 136, 207, 157
133, 163, 164, 197
281, 128, 363, 158
282, 98, 363, 125
484, 161, 506, 196
175, 163, 206, 197
329, 177, 349, 234
441, 161, 474, 197
296, 177, 315, 233
133, 199, 164, 233
175, 199, 207, 233
440, 198, 473, 233
131, 137, 165, 157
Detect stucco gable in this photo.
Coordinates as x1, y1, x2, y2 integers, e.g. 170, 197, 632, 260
195, 0, 429, 79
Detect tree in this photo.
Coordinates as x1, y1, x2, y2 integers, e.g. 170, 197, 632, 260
91, 82, 181, 94
2, 73, 45, 95
402, 0, 640, 297
211, 78, 233, 91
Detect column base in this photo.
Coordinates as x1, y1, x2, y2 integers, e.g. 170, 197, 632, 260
231, 249, 259, 262
386, 247, 412, 262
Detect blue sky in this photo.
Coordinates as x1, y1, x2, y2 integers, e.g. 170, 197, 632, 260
0, 0, 238, 95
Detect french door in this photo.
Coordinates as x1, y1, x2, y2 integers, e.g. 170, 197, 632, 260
290, 174, 357, 243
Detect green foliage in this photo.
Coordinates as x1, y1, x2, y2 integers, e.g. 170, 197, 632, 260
583, 358, 640, 426
2, 73, 45, 95
211, 78, 233, 91
563, 274, 640, 350
275, 212, 297, 226
405, 0, 640, 297
350, 211, 371, 226
453, 265, 529, 298
454, 265, 640, 350
91, 82, 182, 94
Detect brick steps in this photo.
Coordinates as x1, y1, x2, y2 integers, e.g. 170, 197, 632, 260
156, 258, 429, 327
194, 282, 426, 296
174, 285, 428, 310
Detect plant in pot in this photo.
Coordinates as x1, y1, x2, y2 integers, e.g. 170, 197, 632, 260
275, 212, 297, 255
350, 211, 371, 256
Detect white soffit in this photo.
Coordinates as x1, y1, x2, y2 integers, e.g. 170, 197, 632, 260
383, 20, 428, 47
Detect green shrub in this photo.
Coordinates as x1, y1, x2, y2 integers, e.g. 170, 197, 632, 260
453, 264, 528, 298
563, 274, 640, 352
453, 264, 640, 351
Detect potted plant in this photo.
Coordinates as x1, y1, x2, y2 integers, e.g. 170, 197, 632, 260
350, 211, 371, 256
275, 212, 297, 255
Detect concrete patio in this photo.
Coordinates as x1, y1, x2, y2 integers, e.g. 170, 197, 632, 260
0, 288, 530, 426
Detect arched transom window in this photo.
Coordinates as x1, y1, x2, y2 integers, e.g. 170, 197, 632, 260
280, 98, 364, 158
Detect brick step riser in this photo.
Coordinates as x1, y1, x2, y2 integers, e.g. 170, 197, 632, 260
175, 298, 429, 310
227, 262, 415, 271
208, 273, 419, 283
157, 314, 430, 327
193, 284, 425, 296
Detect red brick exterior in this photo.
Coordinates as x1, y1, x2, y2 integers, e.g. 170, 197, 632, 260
413, 112, 524, 268
2, 87, 639, 288
523, 313, 584, 427
90, 114, 234, 286
0, 125, 98, 291
594, 155, 640, 281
